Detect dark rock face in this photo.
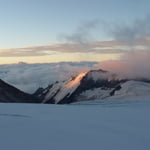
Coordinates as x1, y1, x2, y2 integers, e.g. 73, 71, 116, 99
34, 84, 56, 104
0, 79, 40, 103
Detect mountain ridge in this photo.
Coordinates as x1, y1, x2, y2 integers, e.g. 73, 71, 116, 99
0, 79, 40, 103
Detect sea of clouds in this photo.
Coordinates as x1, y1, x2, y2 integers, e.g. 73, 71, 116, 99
0, 62, 99, 93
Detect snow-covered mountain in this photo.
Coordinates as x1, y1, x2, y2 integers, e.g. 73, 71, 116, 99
0, 79, 39, 103
35, 69, 150, 104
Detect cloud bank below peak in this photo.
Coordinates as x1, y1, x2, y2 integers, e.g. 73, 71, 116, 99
0, 62, 99, 93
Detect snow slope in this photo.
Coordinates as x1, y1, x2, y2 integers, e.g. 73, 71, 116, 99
43, 72, 87, 103
0, 101, 150, 150
76, 80, 150, 102
78, 87, 112, 101
109, 80, 150, 100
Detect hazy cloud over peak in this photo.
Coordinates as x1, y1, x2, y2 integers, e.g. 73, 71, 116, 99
100, 51, 150, 79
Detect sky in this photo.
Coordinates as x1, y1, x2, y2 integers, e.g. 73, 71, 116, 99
0, 0, 150, 64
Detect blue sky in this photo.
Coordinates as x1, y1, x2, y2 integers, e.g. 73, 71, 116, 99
0, 0, 150, 63
0, 0, 149, 48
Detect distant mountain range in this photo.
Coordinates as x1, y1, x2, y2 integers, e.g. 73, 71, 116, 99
0, 69, 150, 104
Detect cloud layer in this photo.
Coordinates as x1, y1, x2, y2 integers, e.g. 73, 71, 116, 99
0, 62, 99, 93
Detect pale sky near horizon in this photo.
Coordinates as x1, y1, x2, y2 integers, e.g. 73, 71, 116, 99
0, 0, 150, 64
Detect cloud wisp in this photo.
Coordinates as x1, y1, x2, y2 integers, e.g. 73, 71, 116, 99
61, 20, 99, 44
1, 40, 149, 57
111, 15, 150, 46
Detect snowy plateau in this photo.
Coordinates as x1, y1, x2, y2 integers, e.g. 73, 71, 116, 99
0, 100, 150, 150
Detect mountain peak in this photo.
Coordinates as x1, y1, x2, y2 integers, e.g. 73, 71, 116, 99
34, 68, 150, 104
37, 69, 123, 104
